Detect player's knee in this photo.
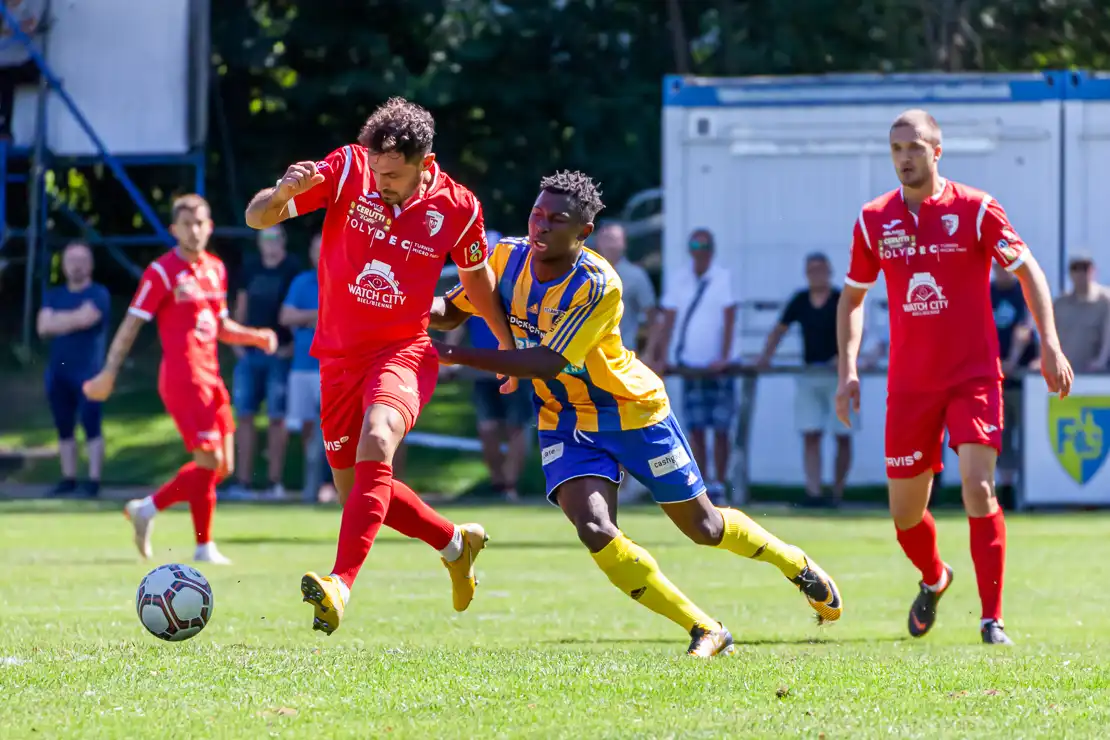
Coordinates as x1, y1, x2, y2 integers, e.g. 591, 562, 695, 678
358, 409, 405, 463
960, 472, 994, 507
571, 515, 620, 553
684, 513, 724, 546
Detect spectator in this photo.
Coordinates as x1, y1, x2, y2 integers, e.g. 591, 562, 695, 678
0, 0, 45, 140
757, 252, 850, 507
656, 228, 738, 501
279, 234, 331, 503
445, 230, 531, 501
992, 262, 1038, 498
592, 222, 657, 353
36, 241, 110, 497
1055, 252, 1110, 373
229, 225, 302, 499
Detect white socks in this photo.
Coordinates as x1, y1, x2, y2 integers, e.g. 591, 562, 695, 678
329, 574, 351, 605
439, 528, 464, 562
137, 496, 158, 519
924, 569, 949, 593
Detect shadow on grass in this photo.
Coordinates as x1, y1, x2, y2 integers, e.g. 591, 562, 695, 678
546, 635, 901, 647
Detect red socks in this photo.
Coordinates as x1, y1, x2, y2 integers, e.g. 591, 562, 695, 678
895, 510, 946, 586
151, 463, 219, 545
331, 460, 393, 588
385, 479, 456, 551
969, 509, 1006, 621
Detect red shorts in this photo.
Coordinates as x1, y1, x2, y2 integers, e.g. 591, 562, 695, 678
885, 377, 1003, 479
319, 335, 439, 470
161, 382, 235, 453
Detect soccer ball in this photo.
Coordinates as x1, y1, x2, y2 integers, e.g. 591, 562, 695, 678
135, 564, 214, 641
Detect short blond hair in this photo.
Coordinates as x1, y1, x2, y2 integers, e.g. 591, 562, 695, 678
891, 109, 942, 146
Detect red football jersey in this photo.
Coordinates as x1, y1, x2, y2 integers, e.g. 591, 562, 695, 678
285, 145, 489, 359
847, 180, 1028, 393
128, 249, 228, 390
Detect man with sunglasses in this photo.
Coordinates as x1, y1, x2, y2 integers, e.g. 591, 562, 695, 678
655, 229, 738, 503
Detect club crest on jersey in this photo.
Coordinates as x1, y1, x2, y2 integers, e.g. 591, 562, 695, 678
1049, 395, 1110, 485
941, 214, 959, 236
425, 207, 444, 237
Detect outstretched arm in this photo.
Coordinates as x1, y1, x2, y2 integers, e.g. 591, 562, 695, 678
435, 340, 565, 380
219, 317, 277, 352
82, 313, 145, 401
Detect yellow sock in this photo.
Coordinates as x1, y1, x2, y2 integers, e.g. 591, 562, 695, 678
591, 533, 716, 633
716, 508, 807, 579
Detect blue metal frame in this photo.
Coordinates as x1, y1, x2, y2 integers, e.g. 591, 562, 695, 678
0, 4, 207, 254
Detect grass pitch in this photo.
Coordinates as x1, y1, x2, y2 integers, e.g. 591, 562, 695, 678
1, 502, 1108, 739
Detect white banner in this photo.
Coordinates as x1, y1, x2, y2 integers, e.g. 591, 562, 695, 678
1022, 374, 1110, 506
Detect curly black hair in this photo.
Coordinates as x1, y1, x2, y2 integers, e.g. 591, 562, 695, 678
538, 170, 605, 222
358, 97, 436, 162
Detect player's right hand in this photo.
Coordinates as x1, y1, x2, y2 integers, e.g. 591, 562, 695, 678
1041, 345, 1074, 399
82, 371, 116, 402
276, 161, 326, 201
835, 376, 860, 428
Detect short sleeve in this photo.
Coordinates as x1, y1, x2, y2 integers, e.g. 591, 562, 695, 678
780, 291, 804, 326
542, 273, 620, 368
447, 239, 512, 314
977, 197, 1028, 272
285, 146, 350, 219
93, 285, 111, 318
129, 262, 172, 321
283, 273, 307, 309
41, 287, 60, 310
845, 210, 880, 289
717, 269, 738, 308
632, 266, 657, 308
215, 260, 230, 319
449, 194, 489, 272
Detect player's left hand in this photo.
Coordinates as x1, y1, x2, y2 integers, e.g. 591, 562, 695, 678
82, 370, 116, 402
499, 376, 519, 394
256, 329, 279, 355
1041, 344, 1074, 399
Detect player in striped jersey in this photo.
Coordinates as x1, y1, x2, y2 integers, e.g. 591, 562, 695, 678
431, 171, 844, 656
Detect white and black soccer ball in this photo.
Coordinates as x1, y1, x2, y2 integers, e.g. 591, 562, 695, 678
135, 564, 214, 641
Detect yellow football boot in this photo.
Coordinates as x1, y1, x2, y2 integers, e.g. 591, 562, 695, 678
790, 555, 843, 624
441, 523, 488, 612
300, 572, 346, 635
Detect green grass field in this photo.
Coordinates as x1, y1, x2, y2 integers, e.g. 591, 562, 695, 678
1, 502, 1108, 738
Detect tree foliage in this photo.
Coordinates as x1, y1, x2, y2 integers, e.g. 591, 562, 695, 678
28, 0, 1110, 281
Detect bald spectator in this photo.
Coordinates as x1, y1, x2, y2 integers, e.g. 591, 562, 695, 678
593, 222, 657, 352
36, 241, 110, 497
1055, 253, 1110, 373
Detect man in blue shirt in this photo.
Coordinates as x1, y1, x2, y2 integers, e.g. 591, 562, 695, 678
36, 241, 111, 497
230, 225, 302, 499
279, 234, 328, 502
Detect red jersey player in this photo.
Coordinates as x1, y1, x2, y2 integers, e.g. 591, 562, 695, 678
836, 110, 1074, 645
83, 194, 278, 565
244, 97, 515, 635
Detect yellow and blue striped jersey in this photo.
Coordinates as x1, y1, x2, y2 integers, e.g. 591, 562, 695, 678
447, 237, 670, 433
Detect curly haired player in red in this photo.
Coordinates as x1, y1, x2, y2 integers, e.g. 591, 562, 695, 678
85, 194, 279, 566
836, 109, 1074, 645
245, 97, 516, 635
